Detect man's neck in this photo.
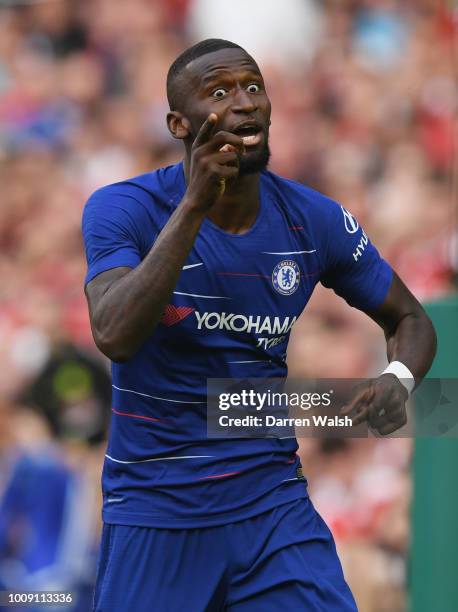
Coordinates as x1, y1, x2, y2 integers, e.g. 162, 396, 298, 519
183, 158, 261, 235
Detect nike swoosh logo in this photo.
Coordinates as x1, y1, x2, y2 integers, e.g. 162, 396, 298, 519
182, 263, 203, 270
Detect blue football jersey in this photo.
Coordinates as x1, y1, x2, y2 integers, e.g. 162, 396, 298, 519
82, 162, 392, 528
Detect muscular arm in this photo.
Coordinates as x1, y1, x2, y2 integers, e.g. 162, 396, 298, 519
342, 272, 437, 435
85, 201, 206, 362
368, 271, 437, 384
85, 114, 244, 362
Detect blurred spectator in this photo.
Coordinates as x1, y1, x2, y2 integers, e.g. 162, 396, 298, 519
0, 400, 102, 612
20, 343, 111, 445
0, 340, 111, 610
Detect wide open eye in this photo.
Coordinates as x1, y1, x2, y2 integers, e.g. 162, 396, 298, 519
247, 83, 261, 93
212, 88, 227, 99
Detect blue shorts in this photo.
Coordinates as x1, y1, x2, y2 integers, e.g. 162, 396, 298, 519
94, 498, 357, 611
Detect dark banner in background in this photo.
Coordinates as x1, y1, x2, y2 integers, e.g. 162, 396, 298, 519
411, 295, 458, 612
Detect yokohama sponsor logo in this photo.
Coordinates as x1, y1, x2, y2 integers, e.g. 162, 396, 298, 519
194, 311, 297, 334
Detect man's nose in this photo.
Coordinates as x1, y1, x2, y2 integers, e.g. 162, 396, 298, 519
231, 87, 257, 113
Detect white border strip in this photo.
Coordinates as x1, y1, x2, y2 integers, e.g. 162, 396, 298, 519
173, 291, 230, 299
106, 454, 214, 465
112, 384, 206, 404
227, 360, 271, 364
261, 250, 316, 255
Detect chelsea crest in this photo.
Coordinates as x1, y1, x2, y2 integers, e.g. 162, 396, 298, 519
272, 260, 300, 295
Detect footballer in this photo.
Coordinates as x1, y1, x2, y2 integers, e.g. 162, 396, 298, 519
83, 39, 436, 611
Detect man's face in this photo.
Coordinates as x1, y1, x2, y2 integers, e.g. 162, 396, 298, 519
180, 48, 272, 175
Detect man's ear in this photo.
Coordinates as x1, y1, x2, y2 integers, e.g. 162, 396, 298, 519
167, 112, 191, 140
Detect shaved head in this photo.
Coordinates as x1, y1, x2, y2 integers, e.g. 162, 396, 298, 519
167, 38, 252, 111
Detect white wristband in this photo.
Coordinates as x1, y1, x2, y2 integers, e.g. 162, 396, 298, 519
381, 361, 415, 395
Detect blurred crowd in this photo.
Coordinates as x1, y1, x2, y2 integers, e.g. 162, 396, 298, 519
0, 1, 457, 610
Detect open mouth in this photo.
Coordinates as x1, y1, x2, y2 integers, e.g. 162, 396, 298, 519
233, 124, 263, 147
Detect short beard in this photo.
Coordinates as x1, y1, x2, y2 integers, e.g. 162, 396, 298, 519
239, 142, 271, 176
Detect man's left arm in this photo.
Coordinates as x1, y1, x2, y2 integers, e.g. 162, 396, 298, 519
342, 271, 437, 435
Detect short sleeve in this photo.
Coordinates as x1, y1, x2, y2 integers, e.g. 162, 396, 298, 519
82, 188, 152, 286
320, 202, 393, 311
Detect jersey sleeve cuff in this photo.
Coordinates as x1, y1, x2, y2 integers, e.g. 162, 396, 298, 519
84, 253, 140, 286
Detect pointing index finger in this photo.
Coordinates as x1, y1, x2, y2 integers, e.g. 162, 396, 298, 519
193, 113, 218, 148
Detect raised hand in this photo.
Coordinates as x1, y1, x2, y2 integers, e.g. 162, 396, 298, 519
186, 113, 245, 210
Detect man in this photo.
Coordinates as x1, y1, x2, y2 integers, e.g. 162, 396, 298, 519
82, 39, 436, 611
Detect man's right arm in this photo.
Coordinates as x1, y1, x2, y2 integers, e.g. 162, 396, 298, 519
85, 114, 243, 362
85, 201, 206, 362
